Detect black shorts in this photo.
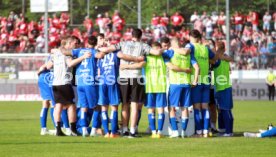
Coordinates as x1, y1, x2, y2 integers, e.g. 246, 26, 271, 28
209, 88, 216, 105
119, 78, 145, 104
53, 84, 75, 105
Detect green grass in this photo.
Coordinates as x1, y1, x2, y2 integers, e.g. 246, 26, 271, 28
0, 101, 276, 157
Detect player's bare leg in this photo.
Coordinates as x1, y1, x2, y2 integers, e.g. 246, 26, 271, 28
129, 102, 138, 138
121, 103, 130, 136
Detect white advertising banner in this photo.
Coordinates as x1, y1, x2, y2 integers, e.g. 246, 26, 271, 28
30, 0, 69, 12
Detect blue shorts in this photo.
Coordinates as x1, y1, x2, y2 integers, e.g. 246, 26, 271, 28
168, 85, 191, 108
38, 73, 55, 105
215, 87, 233, 110
191, 84, 210, 104
98, 84, 120, 105
145, 93, 167, 108
77, 85, 98, 109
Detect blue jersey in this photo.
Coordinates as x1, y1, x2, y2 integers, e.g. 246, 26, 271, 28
98, 51, 120, 85
72, 48, 98, 86
39, 55, 53, 86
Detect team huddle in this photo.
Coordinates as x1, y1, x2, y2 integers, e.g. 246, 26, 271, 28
37, 29, 234, 138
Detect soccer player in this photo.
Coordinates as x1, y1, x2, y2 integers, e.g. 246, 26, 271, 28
47, 37, 78, 136
244, 124, 276, 138
61, 36, 81, 136
213, 41, 234, 137
162, 37, 199, 138
144, 42, 167, 138
98, 28, 163, 138
205, 39, 218, 134
37, 61, 55, 135
98, 38, 121, 138
67, 36, 105, 137
120, 42, 165, 138
183, 30, 216, 137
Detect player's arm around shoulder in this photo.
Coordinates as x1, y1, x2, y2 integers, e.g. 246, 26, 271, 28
98, 44, 118, 54
95, 51, 105, 59
165, 62, 189, 73
117, 51, 144, 62
192, 63, 200, 86
175, 47, 191, 55
120, 56, 146, 70
220, 54, 234, 62
37, 64, 47, 75
46, 52, 54, 70
120, 61, 146, 70
67, 52, 92, 68
191, 55, 200, 86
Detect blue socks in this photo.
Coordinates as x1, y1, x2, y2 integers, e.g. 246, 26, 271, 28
202, 109, 210, 132
110, 110, 118, 134
61, 109, 70, 129
50, 107, 55, 127
157, 113, 165, 132
170, 117, 178, 131
87, 109, 94, 123
261, 127, 276, 137
181, 117, 189, 131
194, 109, 202, 133
92, 110, 101, 128
40, 108, 48, 128
80, 110, 88, 128
148, 113, 156, 132
101, 111, 109, 134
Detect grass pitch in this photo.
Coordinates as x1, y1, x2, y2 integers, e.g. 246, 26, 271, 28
0, 101, 276, 157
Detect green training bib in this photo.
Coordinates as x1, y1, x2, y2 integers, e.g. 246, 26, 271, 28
145, 55, 167, 93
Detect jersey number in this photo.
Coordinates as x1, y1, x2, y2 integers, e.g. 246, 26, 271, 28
81, 59, 88, 68
102, 53, 114, 67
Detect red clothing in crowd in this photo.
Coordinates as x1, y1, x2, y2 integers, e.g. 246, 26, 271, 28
212, 29, 224, 39
52, 17, 61, 29
60, 12, 70, 25
19, 21, 28, 35
171, 14, 184, 26
112, 14, 125, 31
8, 31, 17, 47
17, 38, 27, 52
234, 14, 244, 25
251, 12, 259, 25
151, 16, 160, 27
1, 18, 7, 29
160, 16, 169, 27
49, 33, 60, 48
83, 18, 93, 32
0, 31, 9, 45
96, 17, 104, 28
218, 15, 226, 25
28, 21, 38, 33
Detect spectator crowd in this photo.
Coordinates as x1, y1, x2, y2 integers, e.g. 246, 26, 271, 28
0, 10, 276, 70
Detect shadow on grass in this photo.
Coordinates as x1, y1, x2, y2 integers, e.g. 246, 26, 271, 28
138, 131, 245, 138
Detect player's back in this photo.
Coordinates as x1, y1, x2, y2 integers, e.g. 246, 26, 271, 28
98, 51, 120, 85
73, 48, 98, 86
52, 49, 72, 86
